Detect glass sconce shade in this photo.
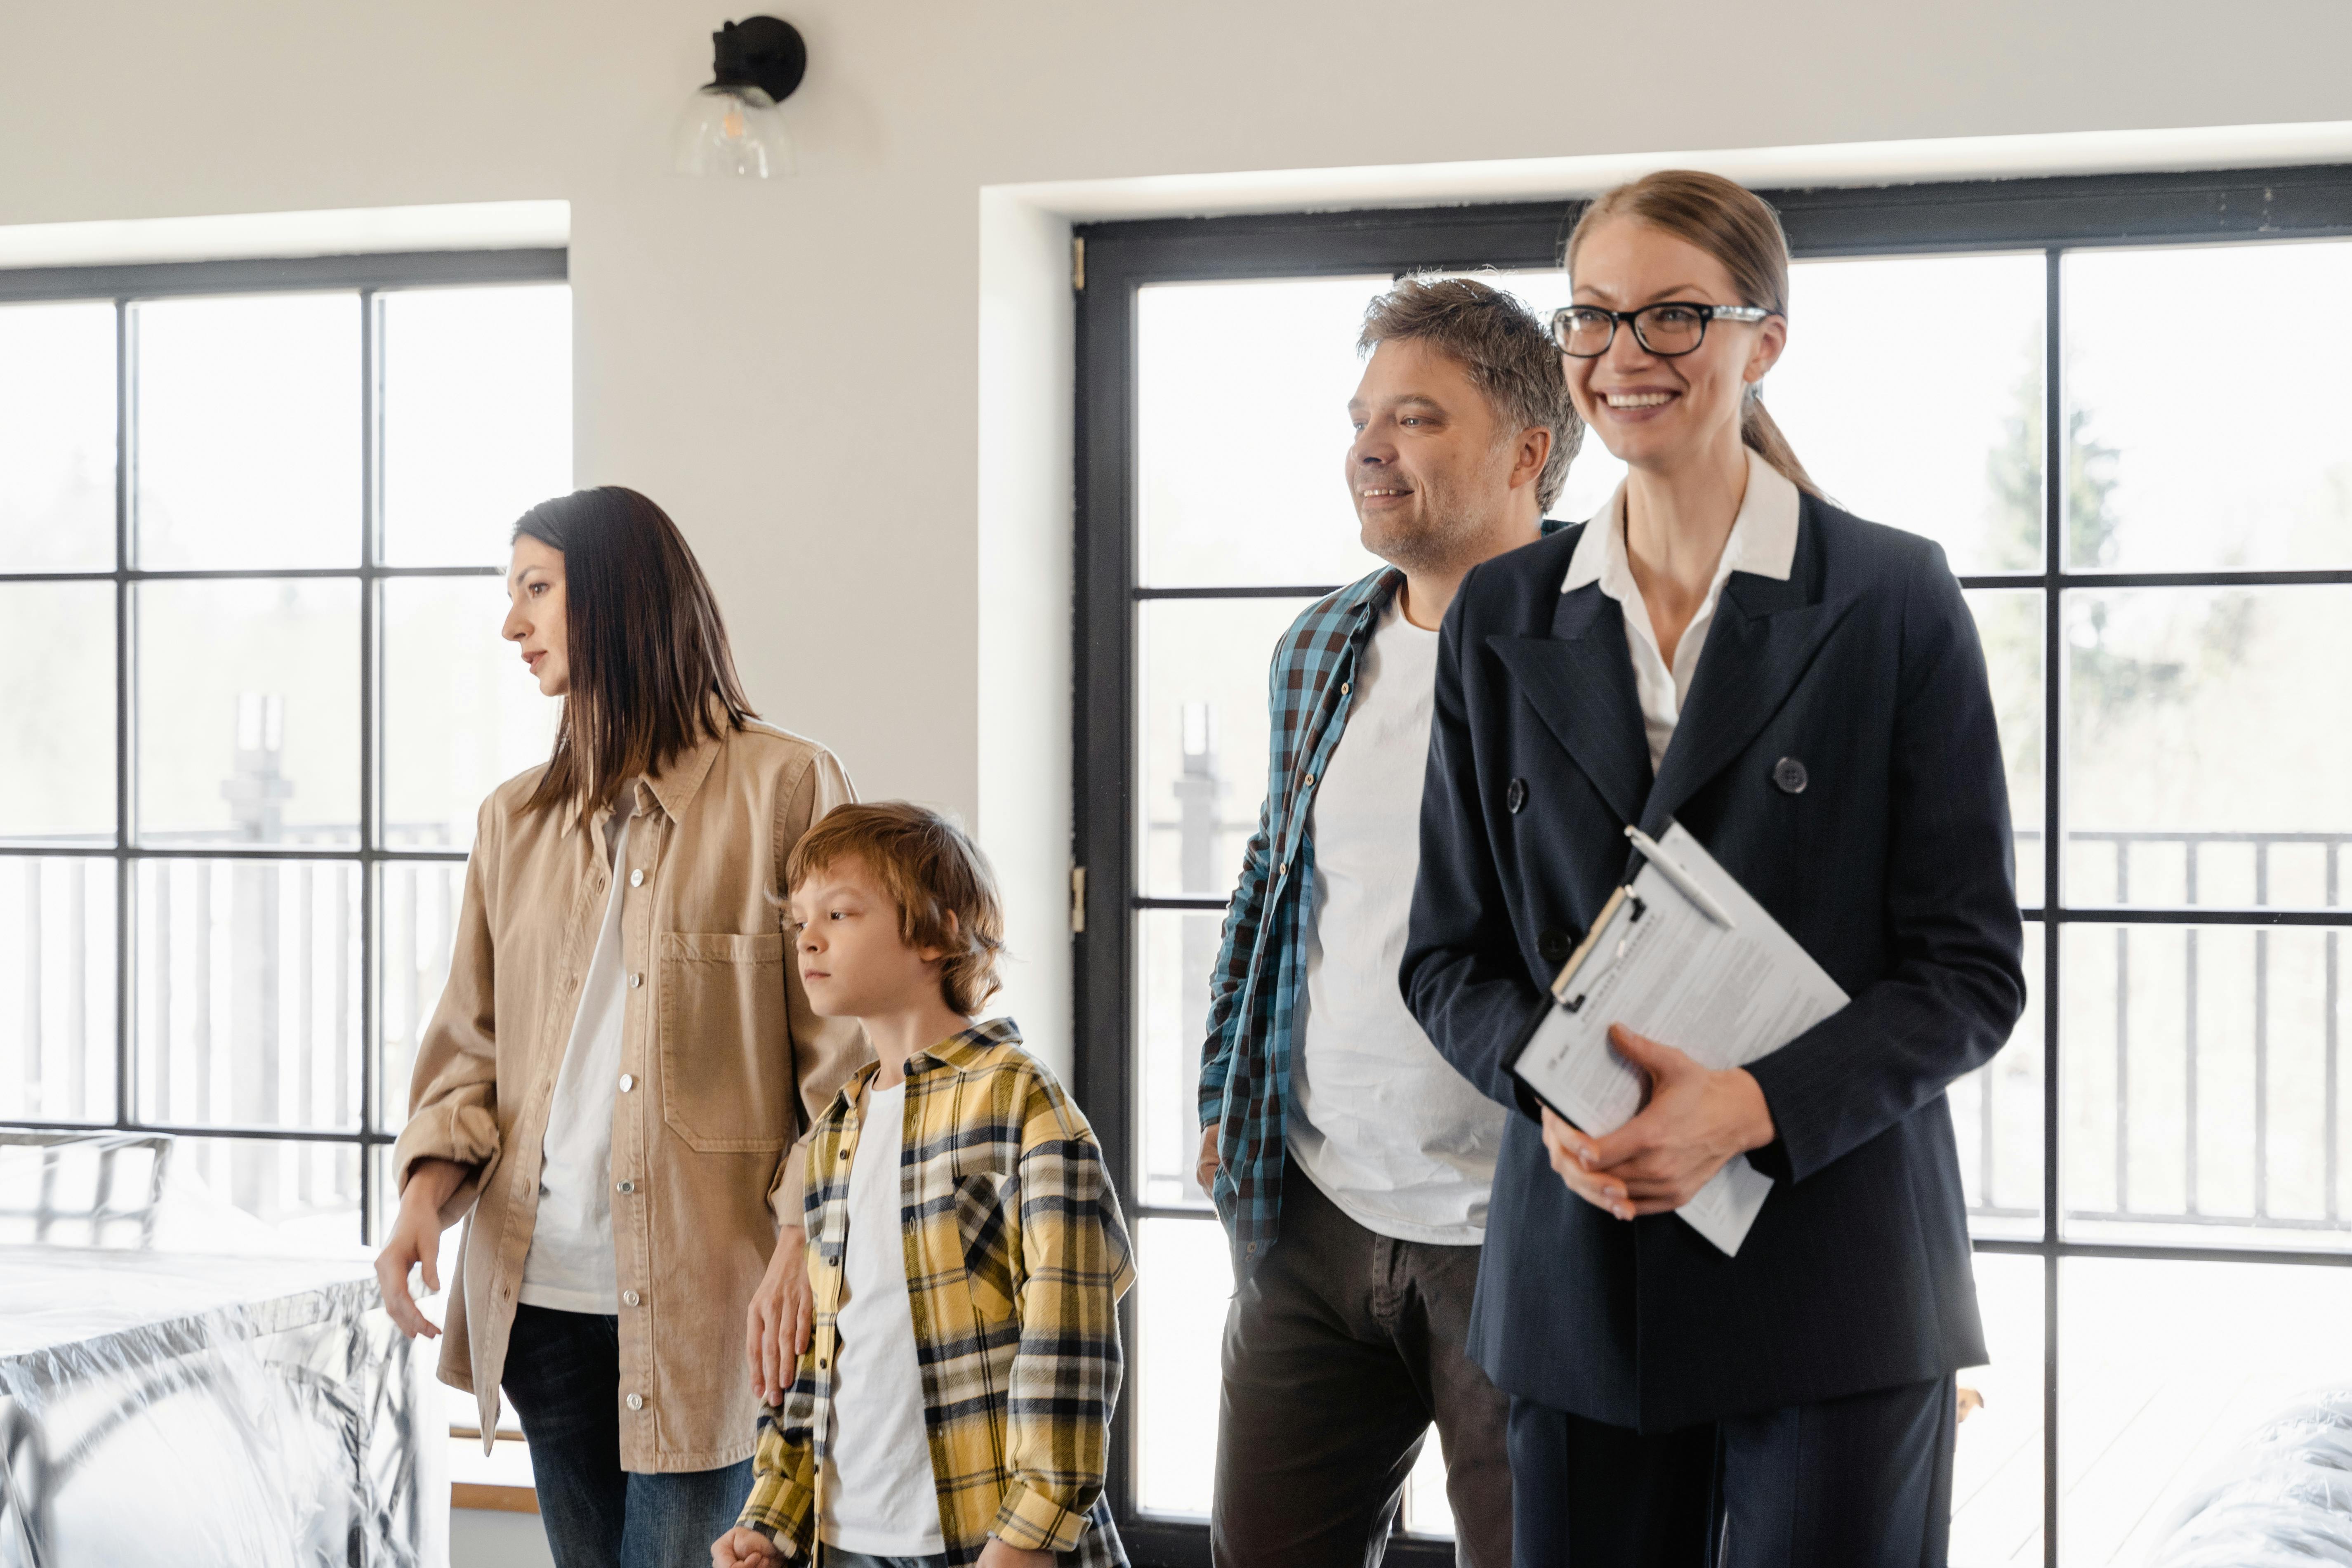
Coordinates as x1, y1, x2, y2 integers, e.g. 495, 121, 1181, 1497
674, 84, 795, 178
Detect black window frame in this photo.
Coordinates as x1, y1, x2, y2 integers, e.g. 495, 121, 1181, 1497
1074, 164, 2352, 1568
0, 245, 568, 1247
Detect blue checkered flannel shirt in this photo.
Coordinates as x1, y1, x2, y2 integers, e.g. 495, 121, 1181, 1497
1200, 524, 1567, 1275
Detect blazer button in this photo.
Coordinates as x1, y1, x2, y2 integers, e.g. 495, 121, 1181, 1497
625, 1393, 643, 1411
1773, 756, 1809, 795
1506, 778, 1528, 815
1537, 927, 1575, 964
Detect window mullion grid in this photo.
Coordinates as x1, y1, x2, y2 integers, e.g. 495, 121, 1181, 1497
360, 288, 382, 1245
0, 272, 557, 1257
2039, 243, 2065, 1568
113, 295, 134, 1134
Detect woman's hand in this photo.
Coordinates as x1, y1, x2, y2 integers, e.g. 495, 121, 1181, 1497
373, 1157, 469, 1338
1195, 1120, 1221, 1196
710, 1526, 784, 1567
1541, 1024, 1777, 1219
745, 1226, 813, 1405
976, 1539, 1055, 1568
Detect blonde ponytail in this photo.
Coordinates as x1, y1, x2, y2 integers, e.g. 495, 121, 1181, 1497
1741, 393, 1823, 499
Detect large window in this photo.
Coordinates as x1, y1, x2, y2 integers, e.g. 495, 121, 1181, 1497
0, 249, 570, 1250
1075, 168, 2352, 1566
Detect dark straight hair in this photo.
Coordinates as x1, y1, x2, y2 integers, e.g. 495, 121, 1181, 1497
511, 486, 756, 818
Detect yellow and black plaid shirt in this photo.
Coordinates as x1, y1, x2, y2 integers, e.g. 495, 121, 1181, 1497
737, 1018, 1136, 1566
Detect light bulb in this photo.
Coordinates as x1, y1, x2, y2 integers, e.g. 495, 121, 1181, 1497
674, 83, 795, 179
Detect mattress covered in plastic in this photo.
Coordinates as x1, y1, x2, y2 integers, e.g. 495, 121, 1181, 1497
0, 1133, 443, 1567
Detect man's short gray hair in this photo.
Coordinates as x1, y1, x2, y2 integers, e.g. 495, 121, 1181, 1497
1358, 275, 1583, 512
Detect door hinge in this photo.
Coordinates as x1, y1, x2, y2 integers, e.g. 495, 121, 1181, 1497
1072, 235, 1086, 292
1070, 865, 1087, 934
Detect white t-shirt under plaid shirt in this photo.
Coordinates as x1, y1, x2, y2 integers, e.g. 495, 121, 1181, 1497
819, 1078, 945, 1555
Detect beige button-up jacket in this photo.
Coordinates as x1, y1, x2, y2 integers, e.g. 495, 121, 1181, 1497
390, 720, 867, 1472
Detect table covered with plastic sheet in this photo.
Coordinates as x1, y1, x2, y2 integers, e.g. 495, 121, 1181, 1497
2147, 1388, 2352, 1567
0, 1134, 445, 1568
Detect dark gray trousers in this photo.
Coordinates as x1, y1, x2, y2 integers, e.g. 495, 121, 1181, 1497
1211, 1162, 1513, 1568
1507, 1373, 1956, 1568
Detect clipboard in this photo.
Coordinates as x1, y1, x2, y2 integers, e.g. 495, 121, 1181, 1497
1501, 821, 1849, 1255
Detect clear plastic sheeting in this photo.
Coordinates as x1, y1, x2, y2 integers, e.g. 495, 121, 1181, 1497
0, 1132, 445, 1567
2147, 1388, 2352, 1568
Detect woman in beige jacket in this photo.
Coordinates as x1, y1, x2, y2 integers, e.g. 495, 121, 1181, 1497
373, 486, 865, 1568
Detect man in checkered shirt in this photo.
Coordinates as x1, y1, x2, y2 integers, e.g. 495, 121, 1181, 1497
1198, 276, 1583, 1567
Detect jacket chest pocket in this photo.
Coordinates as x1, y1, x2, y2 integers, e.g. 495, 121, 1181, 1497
657, 931, 792, 1152
949, 1135, 1020, 1323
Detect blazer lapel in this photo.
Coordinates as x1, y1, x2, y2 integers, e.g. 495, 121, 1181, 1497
1641, 516, 1856, 833
1488, 583, 1653, 828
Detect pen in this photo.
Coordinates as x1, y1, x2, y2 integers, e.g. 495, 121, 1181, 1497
1623, 824, 1736, 929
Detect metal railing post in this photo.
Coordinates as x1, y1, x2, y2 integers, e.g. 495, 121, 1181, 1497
2115, 840, 2130, 1212
1175, 703, 1223, 1200
2185, 843, 2200, 1216
20, 868, 40, 1121
2255, 842, 2271, 1222
2330, 843, 2342, 1224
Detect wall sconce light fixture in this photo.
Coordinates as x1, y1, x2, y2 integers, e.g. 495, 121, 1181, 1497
674, 17, 806, 179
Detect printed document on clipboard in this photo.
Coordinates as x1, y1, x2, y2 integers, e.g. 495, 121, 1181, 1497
1506, 821, 1848, 1256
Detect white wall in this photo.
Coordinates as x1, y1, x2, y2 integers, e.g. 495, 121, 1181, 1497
7, 0, 2352, 1071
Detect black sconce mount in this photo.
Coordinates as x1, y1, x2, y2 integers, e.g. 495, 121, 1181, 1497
707, 17, 808, 104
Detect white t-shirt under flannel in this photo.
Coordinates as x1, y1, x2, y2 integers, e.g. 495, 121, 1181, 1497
1287, 596, 1508, 1245
819, 1079, 945, 1556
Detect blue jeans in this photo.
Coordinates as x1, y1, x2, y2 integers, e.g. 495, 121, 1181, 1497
500, 1303, 754, 1568
820, 1551, 949, 1568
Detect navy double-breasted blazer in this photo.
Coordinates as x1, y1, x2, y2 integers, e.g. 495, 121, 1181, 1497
1401, 494, 2026, 1433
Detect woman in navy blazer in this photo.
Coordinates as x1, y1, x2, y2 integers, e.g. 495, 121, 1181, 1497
1401, 171, 2026, 1568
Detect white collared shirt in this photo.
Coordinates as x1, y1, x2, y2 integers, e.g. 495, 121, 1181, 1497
1563, 448, 1802, 771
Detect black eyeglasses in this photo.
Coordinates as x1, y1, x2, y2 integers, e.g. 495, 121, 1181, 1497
1550, 301, 1775, 358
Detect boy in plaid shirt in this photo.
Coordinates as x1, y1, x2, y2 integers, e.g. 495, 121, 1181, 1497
712, 802, 1134, 1568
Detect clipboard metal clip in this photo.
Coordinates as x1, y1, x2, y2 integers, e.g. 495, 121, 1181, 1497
1548, 890, 1645, 1015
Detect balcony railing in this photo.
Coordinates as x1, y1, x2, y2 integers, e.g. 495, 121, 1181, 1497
1961, 828, 2347, 1242
0, 824, 460, 1233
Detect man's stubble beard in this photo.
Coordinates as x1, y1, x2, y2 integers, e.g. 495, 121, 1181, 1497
1358, 468, 1497, 578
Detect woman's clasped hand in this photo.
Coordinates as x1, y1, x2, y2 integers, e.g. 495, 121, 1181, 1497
1537, 1023, 1777, 1220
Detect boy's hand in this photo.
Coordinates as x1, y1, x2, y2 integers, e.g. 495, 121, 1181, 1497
745, 1225, 813, 1405
711, 1527, 784, 1567
976, 1540, 1054, 1568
